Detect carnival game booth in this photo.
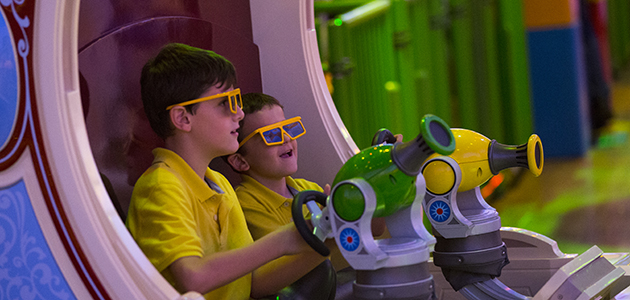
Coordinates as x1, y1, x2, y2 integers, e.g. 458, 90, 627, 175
0, 0, 628, 299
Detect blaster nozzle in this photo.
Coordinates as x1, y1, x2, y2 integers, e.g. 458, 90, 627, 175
488, 134, 544, 177
392, 115, 455, 176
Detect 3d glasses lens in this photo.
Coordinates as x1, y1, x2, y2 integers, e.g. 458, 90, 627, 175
283, 121, 305, 138
262, 128, 283, 144
230, 94, 242, 113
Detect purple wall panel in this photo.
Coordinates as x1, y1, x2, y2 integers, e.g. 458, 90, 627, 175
78, 1, 260, 218
78, 0, 253, 50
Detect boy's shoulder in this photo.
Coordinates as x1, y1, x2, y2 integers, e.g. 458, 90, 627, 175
132, 147, 235, 204
286, 177, 323, 193
235, 175, 323, 201
129, 150, 194, 213
133, 148, 189, 187
234, 175, 265, 198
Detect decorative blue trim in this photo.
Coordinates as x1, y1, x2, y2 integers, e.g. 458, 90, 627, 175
0, 10, 18, 149
0, 180, 77, 300
429, 200, 451, 223
0, 0, 30, 165
339, 227, 360, 252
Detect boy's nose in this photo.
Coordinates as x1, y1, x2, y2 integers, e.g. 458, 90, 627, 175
234, 105, 244, 121
282, 132, 292, 144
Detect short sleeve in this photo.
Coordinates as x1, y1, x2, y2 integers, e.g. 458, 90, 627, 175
127, 175, 204, 272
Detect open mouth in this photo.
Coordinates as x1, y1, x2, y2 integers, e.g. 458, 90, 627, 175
280, 149, 293, 158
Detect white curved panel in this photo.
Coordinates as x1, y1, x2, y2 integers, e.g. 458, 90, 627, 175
250, 0, 359, 186
31, 1, 194, 299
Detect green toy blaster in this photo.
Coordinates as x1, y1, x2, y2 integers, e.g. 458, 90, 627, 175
293, 114, 454, 264
292, 114, 454, 299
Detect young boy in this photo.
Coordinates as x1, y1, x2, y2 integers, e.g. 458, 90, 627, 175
226, 93, 326, 240
125, 43, 327, 300
226, 93, 388, 270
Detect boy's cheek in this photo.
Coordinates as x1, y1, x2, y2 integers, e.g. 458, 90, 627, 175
248, 140, 272, 156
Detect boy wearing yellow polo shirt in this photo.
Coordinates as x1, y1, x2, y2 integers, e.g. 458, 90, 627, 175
225, 93, 325, 240
226, 93, 392, 272
126, 43, 327, 300
226, 93, 339, 298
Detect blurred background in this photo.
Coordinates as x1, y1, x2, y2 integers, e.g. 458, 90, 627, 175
77, 0, 630, 255
312, 0, 630, 255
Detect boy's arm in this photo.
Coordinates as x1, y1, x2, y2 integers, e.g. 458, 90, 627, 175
168, 222, 314, 295
250, 239, 337, 298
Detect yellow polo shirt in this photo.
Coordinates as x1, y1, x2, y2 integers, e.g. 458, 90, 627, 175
126, 148, 253, 300
235, 175, 323, 240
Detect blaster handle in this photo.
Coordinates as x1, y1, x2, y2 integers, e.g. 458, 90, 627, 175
292, 190, 330, 256
371, 128, 397, 145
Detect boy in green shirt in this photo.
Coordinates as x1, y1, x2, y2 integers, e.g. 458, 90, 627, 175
126, 43, 327, 300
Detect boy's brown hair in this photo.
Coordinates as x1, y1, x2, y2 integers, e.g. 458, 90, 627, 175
141, 43, 238, 139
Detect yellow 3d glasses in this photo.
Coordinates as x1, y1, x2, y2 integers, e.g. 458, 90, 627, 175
239, 116, 306, 148
165, 88, 242, 114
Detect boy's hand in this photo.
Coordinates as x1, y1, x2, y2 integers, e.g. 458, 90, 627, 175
394, 134, 403, 143
323, 184, 331, 196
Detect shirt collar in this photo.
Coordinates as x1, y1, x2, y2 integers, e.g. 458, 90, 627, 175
285, 177, 300, 196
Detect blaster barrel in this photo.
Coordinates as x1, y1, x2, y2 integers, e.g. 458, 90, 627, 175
423, 129, 544, 193
489, 134, 543, 177
392, 115, 455, 176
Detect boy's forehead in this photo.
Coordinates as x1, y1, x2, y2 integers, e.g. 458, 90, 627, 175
201, 84, 233, 97
242, 105, 285, 132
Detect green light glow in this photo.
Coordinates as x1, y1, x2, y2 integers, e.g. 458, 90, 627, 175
384, 81, 400, 92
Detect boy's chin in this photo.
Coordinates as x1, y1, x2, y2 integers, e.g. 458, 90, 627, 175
217, 146, 239, 157
272, 164, 298, 178
228, 142, 240, 154
284, 165, 299, 176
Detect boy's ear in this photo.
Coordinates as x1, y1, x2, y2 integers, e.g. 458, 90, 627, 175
227, 153, 250, 172
169, 106, 192, 132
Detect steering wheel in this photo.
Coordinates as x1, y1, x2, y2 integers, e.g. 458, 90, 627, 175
292, 190, 330, 256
